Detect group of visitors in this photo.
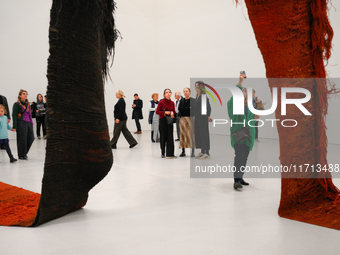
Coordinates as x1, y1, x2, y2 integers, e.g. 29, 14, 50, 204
0, 89, 46, 163
111, 83, 213, 160
162, 83, 212, 160
2, 74, 263, 191
138, 74, 262, 190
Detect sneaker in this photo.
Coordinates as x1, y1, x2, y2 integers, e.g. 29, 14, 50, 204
255, 138, 260, 143
195, 152, 204, 159
166, 156, 177, 159
43, 135, 47, 139
199, 154, 211, 160
37, 136, 41, 139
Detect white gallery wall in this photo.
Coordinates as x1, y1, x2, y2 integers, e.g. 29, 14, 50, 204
0, 0, 339, 143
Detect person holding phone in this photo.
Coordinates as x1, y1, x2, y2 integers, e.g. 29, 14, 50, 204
228, 74, 260, 190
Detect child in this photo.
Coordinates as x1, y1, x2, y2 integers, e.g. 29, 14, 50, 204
0, 104, 17, 163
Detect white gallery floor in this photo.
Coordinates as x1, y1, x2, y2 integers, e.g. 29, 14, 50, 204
0, 131, 340, 255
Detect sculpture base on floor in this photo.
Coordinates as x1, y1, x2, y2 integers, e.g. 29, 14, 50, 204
279, 196, 340, 230
0, 182, 40, 227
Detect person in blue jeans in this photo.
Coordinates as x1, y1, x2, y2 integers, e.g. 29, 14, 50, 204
228, 74, 259, 190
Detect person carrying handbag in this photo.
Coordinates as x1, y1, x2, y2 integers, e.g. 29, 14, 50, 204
228, 74, 259, 190
156, 88, 176, 159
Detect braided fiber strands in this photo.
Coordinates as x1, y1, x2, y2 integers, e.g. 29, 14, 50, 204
237, 0, 340, 229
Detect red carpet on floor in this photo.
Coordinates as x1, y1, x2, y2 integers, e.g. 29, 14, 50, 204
0, 182, 40, 227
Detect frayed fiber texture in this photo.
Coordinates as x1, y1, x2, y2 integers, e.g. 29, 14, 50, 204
241, 0, 340, 229
0, 182, 40, 226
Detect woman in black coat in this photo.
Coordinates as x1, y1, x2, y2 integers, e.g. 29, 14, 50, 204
110, 90, 138, 149
194, 82, 212, 159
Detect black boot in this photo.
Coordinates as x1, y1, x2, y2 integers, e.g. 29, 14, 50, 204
10, 156, 18, 163
240, 179, 249, 185
180, 149, 186, 157
151, 131, 155, 143
234, 181, 243, 190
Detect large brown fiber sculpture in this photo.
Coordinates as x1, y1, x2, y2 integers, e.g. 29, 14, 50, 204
33, 0, 118, 226
239, 0, 340, 229
0, 0, 118, 226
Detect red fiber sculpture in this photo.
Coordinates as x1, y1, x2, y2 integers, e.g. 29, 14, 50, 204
239, 0, 340, 229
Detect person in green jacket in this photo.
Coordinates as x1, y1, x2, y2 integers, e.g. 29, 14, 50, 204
12, 89, 35, 160
227, 74, 259, 190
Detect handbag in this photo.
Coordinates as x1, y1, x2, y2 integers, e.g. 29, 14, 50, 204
232, 127, 251, 143
165, 115, 176, 125
163, 109, 176, 125
232, 113, 251, 143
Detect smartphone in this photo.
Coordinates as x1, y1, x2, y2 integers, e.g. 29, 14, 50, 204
240, 70, 247, 78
